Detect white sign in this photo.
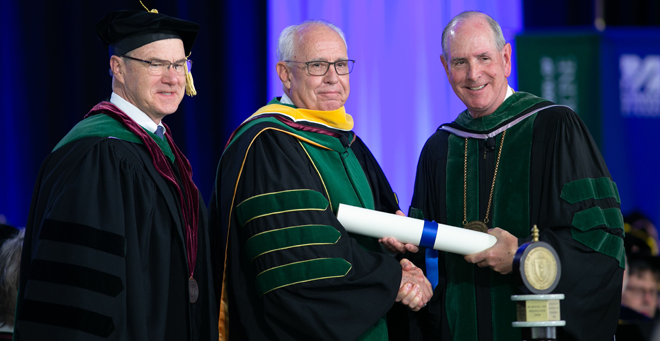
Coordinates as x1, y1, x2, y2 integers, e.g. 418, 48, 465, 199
620, 54, 660, 117
540, 56, 579, 112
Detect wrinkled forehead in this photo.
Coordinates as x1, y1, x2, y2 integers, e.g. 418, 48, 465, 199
293, 25, 347, 59
446, 17, 497, 54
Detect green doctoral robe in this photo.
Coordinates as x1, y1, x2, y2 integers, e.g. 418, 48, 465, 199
410, 92, 624, 341
211, 98, 402, 341
15, 102, 218, 340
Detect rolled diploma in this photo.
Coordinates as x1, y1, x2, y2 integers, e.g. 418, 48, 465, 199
336, 204, 497, 255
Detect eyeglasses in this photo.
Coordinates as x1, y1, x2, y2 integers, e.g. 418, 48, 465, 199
285, 60, 355, 76
122, 55, 192, 76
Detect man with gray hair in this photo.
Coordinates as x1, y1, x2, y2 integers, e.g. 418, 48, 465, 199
408, 10, 623, 341
211, 20, 431, 340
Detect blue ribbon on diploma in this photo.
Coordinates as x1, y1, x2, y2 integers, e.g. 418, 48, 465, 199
419, 220, 438, 248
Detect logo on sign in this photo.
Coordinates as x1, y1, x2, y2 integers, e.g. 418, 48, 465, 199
620, 54, 660, 117
540, 56, 578, 112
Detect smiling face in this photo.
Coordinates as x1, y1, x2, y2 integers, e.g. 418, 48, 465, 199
112, 39, 186, 123
277, 25, 350, 111
440, 16, 511, 118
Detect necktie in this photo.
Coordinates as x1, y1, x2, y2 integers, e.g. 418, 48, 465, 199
155, 126, 165, 139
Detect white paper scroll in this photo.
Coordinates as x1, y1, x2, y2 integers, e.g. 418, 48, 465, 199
336, 204, 497, 255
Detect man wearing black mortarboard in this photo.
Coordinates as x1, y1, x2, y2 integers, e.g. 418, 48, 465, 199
13, 5, 218, 340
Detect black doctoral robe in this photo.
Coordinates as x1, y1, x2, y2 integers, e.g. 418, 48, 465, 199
14, 102, 218, 340
210, 99, 403, 341
409, 92, 624, 341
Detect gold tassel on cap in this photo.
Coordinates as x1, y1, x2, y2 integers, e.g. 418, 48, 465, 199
139, 0, 159, 13
184, 53, 197, 97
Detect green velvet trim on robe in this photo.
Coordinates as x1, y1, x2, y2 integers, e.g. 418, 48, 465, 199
299, 141, 380, 253
572, 207, 624, 231
53, 113, 175, 162
444, 94, 542, 340
230, 116, 379, 252
255, 258, 352, 297
408, 207, 425, 219
489, 111, 536, 340
230, 114, 388, 339
235, 189, 329, 227
571, 207, 625, 268
572, 229, 625, 268
444, 135, 479, 341
454, 92, 548, 131
560, 177, 621, 204
245, 225, 341, 261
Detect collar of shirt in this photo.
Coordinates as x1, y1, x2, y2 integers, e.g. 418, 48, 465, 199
504, 85, 514, 101
280, 92, 295, 106
109, 92, 166, 135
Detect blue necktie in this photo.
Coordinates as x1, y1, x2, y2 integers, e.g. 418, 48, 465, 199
155, 126, 165, 139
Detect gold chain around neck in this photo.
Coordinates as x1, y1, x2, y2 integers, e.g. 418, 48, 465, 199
462, 130, 507, 226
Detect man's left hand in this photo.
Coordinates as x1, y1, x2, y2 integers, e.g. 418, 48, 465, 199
379, 210, 420, 254
464, 227, 518, 274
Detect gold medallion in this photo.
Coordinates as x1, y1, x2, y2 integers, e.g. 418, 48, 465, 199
523, 246, 558, 291
464, 220, 489, 233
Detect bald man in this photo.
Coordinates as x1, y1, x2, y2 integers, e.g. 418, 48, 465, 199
409, 11, 623, 341
211, 20, 431, 341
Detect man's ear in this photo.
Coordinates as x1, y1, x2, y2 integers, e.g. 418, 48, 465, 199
110, 55, 125, 83
440, 54, 451, 81
502, 43, 512, 78
276, 61, 292, 90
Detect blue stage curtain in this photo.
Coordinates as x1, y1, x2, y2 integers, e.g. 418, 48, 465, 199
0, 0, 267, 226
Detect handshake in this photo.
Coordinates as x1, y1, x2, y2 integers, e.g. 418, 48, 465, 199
374, 210, 432, 311
396, 258, 433, 311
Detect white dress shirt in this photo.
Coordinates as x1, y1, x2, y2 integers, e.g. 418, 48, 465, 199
280, 92, 295, 106
110, 92, 166, 136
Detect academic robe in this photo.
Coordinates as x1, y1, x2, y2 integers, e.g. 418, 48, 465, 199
211, 98, 402, 341
14, 102, 218, 340
410, 92, 624, 341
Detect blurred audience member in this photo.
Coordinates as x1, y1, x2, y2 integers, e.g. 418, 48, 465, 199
0, 228, 24, 340
616, 214, 660, 341
626, 212, 660, 256
622, 256, 660, 318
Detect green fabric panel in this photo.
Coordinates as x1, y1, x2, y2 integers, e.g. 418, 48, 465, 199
53, 113, 175, 162
560, 177, 621, 204
572, 207, 624, 232
408, 207, 425, 220
245, 225, 341, 261
301, 142, 380, 253
342, 147, 376, 211
572, 229, 626, 268
236, 189, 329, 227
356, 317, 388, 341
229, 114, 380, 252
454, 92, 548, 131
444, 135, 478, 340
256, 258, 352, 297
300, 144, 373, 212
489, 113, 537, 340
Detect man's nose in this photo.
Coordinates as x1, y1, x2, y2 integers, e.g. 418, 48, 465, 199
323, 64, 339, 83
467, 63, 481, 81
161, 66, 180, 84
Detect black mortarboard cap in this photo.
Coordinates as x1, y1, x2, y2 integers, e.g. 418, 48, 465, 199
95, 10, 200, 57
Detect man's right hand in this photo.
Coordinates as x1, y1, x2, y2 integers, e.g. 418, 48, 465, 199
396, 258, 433, 311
